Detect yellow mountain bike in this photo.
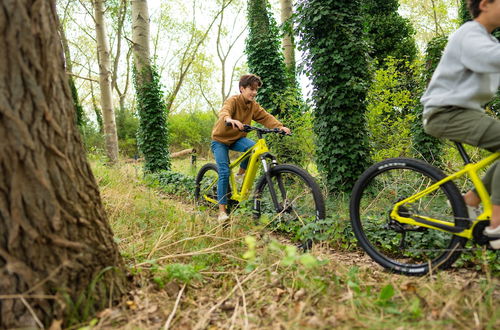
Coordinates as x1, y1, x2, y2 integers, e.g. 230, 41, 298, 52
350, 142, 498, 276
195, 125, 325, 244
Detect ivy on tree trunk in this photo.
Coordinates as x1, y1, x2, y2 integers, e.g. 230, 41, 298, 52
296, 0, 371, 192
132, 0, 170, 172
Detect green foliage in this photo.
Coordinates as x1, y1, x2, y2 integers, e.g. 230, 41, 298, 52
68, 75, 86, 128
296, 0, 371, 193
366, 58, 416, 162
459, 0, 472, 25
134, 65, 171, 173
411, 36, 447, 164
152, 263, 203, 287
145, 170, 195, 196
63, 267, 118, 327
264, 91, 312, 166
116, 107, 140, 157
169, 111, 215, 157
81, 122, 105, 155
362, 0, 418, 65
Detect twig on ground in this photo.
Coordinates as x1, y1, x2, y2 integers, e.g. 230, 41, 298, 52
163, 283, 187, 330
234, 274, 249, 329
229, 298, 240, 330
20, 297, 44, 329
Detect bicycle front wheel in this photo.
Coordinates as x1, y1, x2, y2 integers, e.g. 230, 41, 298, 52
254, 164, 325, 243
350, 158, 468, 276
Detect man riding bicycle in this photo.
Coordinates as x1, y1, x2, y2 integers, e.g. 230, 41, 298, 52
210, 74, 291, 221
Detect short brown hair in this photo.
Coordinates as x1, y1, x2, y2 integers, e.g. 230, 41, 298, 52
239, 74, 262, 89
468, 0, 495, 18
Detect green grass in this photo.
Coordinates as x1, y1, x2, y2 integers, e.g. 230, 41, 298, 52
83, 156, 499, 329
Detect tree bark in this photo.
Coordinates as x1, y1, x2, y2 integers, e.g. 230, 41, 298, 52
94, 0, 119, 163
279, 0, 296, 73
0, 1, 128, 328
131, 0, 152, 85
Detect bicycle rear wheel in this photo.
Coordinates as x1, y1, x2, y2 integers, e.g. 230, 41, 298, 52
350, 158, 468, 276
195, 163, 219, 208
254, 164, 325, 243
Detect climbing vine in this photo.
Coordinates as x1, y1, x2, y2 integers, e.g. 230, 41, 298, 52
245, 0, 307, 165
296, 0, 371, 192
134, 65, 171, 173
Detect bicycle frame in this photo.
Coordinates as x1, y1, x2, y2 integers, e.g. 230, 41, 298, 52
201, 135, 274, 205
391, 152, 500, 239
228, 137, 271, 202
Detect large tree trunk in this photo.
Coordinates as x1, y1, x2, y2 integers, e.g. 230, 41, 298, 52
0, 1, 128, 327
94, 0, 119, 163
279, 0, 296, 73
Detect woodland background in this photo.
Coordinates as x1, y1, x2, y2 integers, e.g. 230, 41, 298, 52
0, 0, 498, 328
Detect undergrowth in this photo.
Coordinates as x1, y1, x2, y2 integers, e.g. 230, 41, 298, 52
79, 157, 500, 329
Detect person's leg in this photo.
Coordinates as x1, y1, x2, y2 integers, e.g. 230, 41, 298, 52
211, 141, 230, 215
425, 109, 500, 236
470, 118, 500, 229
229, 137, 256, 175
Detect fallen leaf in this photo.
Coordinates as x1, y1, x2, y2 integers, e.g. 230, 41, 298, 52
48, 320, 62, 330
293, 288, 306, 300
126, 300, 138, 310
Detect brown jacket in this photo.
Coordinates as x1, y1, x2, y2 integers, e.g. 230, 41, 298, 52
211, 94, 283, 145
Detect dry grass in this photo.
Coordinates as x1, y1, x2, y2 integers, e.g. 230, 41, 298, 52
84, 159, 500, 329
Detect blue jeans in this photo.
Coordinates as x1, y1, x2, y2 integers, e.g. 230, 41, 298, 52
211, 138, 256, 205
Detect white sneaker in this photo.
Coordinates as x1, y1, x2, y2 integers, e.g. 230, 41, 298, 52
218, 212, 229, 222
483, 226, 500, 249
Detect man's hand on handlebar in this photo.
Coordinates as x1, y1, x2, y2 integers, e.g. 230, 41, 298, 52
225, 118, 244, 131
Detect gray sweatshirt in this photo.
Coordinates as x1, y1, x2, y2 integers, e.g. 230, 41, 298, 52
421, 21, 500, 119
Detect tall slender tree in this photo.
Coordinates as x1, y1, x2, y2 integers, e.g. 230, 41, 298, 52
131, 0, 171, 172
94, 0, 119, 163
297, 0, 371, 192
0, 1, 128, 327
279, 0, 296, 75
58, 1, 85, 127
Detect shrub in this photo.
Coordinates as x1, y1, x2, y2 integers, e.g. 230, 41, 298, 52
168, 111, 216, 157
366, 58, 416, 162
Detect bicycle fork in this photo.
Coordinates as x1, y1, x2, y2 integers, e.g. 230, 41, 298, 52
253, 154, 285, 216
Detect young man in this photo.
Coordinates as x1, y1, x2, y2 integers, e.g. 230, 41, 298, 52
421, 0, 500, 248
211, 74, 291, 221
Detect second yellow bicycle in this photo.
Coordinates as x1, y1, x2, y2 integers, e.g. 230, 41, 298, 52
350, 142, 498, 276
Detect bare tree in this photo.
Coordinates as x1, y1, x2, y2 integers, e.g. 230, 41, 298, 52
166, 0, 234, 113
215, 0, 246, 103
111, 0, 131, 112
0, 1, 128, 327
94, 0, 119, 163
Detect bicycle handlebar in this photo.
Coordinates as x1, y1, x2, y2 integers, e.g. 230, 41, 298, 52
225, 122, 291, 136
